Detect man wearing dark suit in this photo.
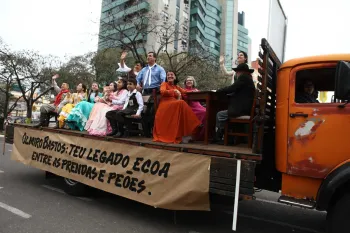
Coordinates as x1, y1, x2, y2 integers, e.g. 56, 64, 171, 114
213, 63, 256, 143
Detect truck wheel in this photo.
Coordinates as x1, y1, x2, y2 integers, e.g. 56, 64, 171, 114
62, 178, 89, 196
327, 193, 350, 233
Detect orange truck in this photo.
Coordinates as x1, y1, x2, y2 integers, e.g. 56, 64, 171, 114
5, 39, 350, 233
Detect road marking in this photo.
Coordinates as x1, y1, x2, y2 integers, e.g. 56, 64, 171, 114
41, 185, 65, 194
0, 202, 31, 219
76, 197, 93, 202
8, 150, 12, 152
0, 170, 4, 173
41, 185, 93, 202
0, 187, 3, 189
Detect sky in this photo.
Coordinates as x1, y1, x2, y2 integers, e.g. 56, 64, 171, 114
239, 0, 350, 61
0, 0, 349, 62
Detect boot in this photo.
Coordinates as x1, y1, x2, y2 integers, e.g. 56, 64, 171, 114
53, 121, 60, 129
106, 121, 118, 136
34, 113, 49, 128
114, 123, 124, 138
212, 128, 224, 144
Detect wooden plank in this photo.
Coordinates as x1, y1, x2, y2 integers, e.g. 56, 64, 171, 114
210, 157, 255, 181
210, 183, 254, 195
210, 176, 254, 188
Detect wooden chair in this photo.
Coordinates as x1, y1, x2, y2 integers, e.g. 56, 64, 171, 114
224, 94, 257, 147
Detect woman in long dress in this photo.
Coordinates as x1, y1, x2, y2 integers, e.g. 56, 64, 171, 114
57, 83, 87, 129
153, 71, 201, 144
183, 76, 206, 141
85, 79, 128, 136
66, 82, 102, 131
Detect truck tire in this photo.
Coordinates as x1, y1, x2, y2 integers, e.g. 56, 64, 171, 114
62, 178, 89, 196
327, 193, 350, 233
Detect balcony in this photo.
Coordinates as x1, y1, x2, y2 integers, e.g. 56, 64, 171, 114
102, 0, 130, 13
101, 1, 150, 21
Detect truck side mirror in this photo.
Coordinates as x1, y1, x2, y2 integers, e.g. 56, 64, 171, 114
334, 61, 350, 100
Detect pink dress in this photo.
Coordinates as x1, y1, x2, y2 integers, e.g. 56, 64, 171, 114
85, 89, 128, 136
185, 87, 206, 141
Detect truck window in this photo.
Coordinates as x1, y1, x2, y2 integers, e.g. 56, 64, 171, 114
294, 68, 336, 104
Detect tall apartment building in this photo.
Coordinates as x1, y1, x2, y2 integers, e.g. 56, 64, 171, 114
98, 0, 190, 53
98, 0, 249, 65
218, 0, 238, 70
237, 11, 249, 56
188, 0, 222, 58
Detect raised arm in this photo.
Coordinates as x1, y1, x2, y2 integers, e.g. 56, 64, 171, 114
220, 55, 234, 76
51, 74, 61, 93
117, 51, 132, 72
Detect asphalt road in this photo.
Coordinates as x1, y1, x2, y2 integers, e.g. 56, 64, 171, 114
0, 136, 327, 233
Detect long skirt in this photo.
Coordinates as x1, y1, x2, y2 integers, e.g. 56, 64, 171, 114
153, 98, 201, 144
58, 103, 75, 128
85, 103, 124, 136
66, 101, 95, 131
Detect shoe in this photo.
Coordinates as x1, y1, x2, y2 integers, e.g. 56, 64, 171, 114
212, 128, 224, 144
107, 121, 118, 136
33, 113, 49, 128
113, 123, 124, 138
113, 132, 123, 138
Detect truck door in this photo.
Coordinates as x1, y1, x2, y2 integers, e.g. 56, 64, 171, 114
287, 63, 350, 179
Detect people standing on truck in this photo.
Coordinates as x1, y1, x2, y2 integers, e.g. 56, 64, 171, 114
184, 76, 206, 141
65, 82, 102, 131
220, 51, 249, 83
105, 78, 144, 138
213, 63, 256, 144
153, 71, 201, 144
57, 83, 87, 129
295, 79, 319, 103
86, 80, 128, 136
136, 52, 166, 95
34, 74, 70, 128
117, 51, 144, 80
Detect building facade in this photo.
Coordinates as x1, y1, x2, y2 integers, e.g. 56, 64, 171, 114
237, 11, 249, 57
98, 0, 190, 53
218, 0, 238, 70
188, 0, 222, 58
98, 0, 249, 65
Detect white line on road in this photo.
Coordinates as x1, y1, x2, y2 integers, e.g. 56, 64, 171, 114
8, 150, 12, 152
41, 185, 93, 202
41, 185, 65, 194
0, 170, 4, 173
0, 187, 3, 189
0, 202, 31, 219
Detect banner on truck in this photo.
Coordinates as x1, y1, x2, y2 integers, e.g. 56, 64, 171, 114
11, 127, 211, 211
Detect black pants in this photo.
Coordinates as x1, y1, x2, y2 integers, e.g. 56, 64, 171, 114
106, 108, 136, 126
142, 87, 159, 96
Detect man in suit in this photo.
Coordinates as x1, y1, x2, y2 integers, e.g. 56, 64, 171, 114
213, 63, 256, 143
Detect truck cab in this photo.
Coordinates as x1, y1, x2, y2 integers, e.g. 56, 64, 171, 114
255, 39, 350, 233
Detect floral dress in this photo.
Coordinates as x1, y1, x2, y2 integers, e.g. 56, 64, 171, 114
57, 92, 87, 128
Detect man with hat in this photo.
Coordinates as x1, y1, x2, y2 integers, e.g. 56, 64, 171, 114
213, 63, 256, 143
